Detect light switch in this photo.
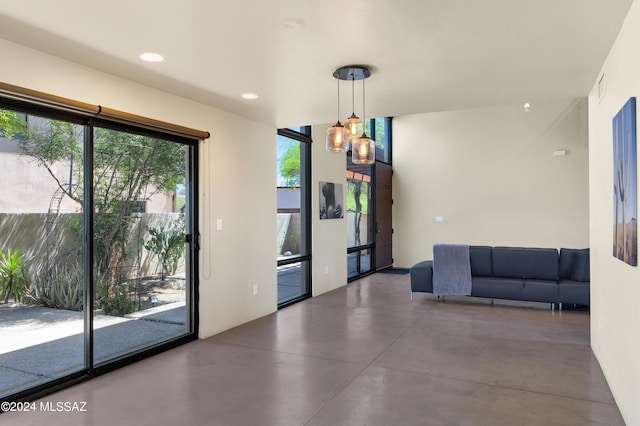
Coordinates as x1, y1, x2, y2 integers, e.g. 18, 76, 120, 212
216, 219, 223, 231
435, 216, 444, 223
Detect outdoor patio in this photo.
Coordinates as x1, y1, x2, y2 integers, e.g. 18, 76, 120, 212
0, 302, 186, 398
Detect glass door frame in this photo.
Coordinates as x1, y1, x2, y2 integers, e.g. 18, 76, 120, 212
88, 118, 199, 374
0, 98, 199, 403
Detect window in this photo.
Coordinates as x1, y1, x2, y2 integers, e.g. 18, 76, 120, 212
347, 158, 373, 278
347, 117, 392, 279
286, 126, 311, 136
373, 117, 392, 164
0, 101, 199, 401
277, 127, 311, 307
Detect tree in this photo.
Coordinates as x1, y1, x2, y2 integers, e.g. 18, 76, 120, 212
2, 108, 185, 310
279, 142, 300, 188
91, 128, 185, 295
347, 179, 368, 246
353, 180, 362, 246
0, 110, 27, 140
16, 116, 82, 203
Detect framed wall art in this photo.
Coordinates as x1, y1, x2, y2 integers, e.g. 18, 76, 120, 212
319, 181, 344, 220
613, 97, 637, 266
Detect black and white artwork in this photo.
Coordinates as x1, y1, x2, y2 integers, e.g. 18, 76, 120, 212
319, 181, 344, 220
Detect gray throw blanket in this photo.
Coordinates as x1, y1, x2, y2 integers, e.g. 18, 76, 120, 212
433, 243, 472, 296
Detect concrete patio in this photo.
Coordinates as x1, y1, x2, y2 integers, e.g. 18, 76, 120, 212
0, 302, 187, 398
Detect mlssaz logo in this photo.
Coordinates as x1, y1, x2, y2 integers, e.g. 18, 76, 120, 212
39, 401, 88, 412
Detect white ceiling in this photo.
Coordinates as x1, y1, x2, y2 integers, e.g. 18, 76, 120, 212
0, 0, 633, 128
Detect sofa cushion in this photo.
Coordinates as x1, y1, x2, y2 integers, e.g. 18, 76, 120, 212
523, 279, 559, 303
559, 280, 590, 305
469, 246, 492, 277
471, 276, 524, 299
493, 247, 559, 281
410, 261, 434, 293
559, 248, 590, 282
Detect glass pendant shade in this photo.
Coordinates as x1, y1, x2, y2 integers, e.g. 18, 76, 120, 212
326, 121, 350, 152
351, 133, 375, 164
344, 113, 361, 137
330, 65, 373, 158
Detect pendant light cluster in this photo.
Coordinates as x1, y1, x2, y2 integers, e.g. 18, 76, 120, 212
325, 65, 375, 164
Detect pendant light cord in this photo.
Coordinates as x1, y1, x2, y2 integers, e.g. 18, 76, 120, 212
351, 70, 356, 115
362, 73, 366, 135
337, 75, 340, 119
362, 75, 365, 123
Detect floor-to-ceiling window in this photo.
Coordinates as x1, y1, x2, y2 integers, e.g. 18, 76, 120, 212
277, 127, 311, 307
0, 96, 198, 401
347, 159, 373, 278
347, 117, 392, 279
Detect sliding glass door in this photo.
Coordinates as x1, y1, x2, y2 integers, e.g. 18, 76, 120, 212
0, 110, 86, 397
91, 126, 192, 364
0, 105, 197, 400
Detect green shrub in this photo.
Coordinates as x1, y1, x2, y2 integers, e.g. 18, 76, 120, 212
97, 283, 137, 316
27, 263, 83, 311
144, 224, 184, 280
0, 248, 31, 303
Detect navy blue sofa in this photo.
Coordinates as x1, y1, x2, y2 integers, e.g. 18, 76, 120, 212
410, 246, 590, 308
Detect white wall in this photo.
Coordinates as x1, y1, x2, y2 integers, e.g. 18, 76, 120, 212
311, 123, 348, 296
393, 99, 590, 267
588, 2, 640, 424
198, 114, 276, 337
0, 38, 277, 338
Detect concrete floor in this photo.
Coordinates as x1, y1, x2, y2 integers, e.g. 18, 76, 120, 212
1, 273, 623, 425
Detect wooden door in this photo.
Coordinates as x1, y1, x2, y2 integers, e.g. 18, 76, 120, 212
375, 162, 393, 270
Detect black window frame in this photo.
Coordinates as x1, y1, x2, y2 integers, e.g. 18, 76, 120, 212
347, 117, 392, 281
277, 126, 312, 308
0, 96, 200, 403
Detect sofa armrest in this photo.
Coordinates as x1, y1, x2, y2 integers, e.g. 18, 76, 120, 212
410, 260, 434, 293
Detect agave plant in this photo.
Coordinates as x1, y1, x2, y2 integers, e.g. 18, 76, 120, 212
27, 263, 84, 311
0, 248, 31, 303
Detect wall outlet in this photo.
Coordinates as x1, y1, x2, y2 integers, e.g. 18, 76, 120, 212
598, 316, 603, 331
252, 284, 258, 295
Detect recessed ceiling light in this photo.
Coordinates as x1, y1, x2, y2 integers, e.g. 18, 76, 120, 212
140, 52, 164, 63
241, 93, 259, 100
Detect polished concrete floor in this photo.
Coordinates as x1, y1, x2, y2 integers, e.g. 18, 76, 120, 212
2, 273, 624, 425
